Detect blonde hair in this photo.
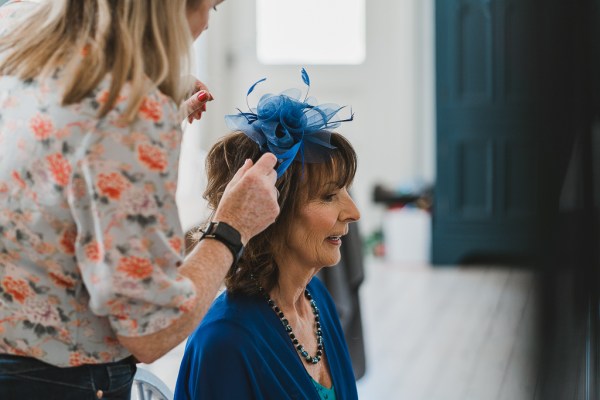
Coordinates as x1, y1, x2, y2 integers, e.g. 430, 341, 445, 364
0, 0, 203, 122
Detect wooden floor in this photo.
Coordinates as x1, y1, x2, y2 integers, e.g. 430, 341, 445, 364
142, 259, 539, 400
355, 260, 538, 400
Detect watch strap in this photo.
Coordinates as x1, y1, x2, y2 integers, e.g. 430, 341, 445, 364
200, 221, 244, 264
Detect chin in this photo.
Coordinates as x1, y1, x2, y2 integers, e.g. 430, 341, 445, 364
324, 256, 342, 268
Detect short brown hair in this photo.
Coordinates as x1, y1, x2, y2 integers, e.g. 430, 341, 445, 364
202, 131, 357, 295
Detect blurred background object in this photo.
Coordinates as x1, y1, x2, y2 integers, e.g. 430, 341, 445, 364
433, 1, 600, 399
318, 221, 367, 380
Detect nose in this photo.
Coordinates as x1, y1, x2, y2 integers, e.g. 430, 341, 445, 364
340, 190, 360, 223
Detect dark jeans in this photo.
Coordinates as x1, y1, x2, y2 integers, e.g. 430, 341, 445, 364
0, 354, 137, 400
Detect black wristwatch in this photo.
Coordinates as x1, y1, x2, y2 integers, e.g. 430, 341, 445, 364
200, 221, 244, 264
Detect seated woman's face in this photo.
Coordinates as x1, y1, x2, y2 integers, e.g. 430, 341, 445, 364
282, 185, 360, 269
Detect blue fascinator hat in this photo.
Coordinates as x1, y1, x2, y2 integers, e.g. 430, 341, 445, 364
224, 68, 354, 178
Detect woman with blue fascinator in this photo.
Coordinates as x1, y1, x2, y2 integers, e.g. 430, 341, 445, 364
174, 69, 360, 399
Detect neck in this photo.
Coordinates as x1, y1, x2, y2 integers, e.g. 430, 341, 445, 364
269, 262, 320, 316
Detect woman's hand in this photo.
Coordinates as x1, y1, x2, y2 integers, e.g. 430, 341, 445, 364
214, 153, 280, 244
180, 78, 214, 123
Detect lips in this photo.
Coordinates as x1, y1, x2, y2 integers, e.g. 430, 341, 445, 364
326, 231, 347, 242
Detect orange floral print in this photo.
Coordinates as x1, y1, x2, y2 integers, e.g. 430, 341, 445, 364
47, 153, 72, 186
30, 113, 53, 141
48, 271, 77, 289
97, 90, 109, 104
11, 171, 26, 189
97, 172, 131, 200
34, 242, 55, 255
59, 226, 77, 255
165, 180, 177, 195
104, 336, 120, 346
57, 328, 72, 343
160, 129, 180, 150
137, 143, 168, 172
1, 276, 31, 303
10, 347, 29, 357
178, 296, 196, 313
117, 256, 153, 279
68, 352, 85, 367
99, 351, 114, 362
96, 90, 126, 106
84, 242, 102, 262
55, 127, 71, 140
169, 237, 182, 254
28, 347, 46, 359
0, 68, 190, 365
139, 97, 162, 122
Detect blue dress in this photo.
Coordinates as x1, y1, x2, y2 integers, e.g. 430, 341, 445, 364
174, 278, 359, 400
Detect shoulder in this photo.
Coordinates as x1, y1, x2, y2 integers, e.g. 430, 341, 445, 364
134, 86, 180, 128
187, 291, 263, 350
82, 78, 182, 174
179, 292, 266, 385
93, 78, 179, 130
176, 314, 259, 400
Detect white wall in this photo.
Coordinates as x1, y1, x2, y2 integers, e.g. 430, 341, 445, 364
177, 0, 436, 237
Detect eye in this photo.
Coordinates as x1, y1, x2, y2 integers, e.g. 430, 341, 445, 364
322, 193, 336, 202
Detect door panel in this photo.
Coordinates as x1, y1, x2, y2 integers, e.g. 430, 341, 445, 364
433, 0, 564, 264
455, 138, 493, 219
457, 1, 493, 103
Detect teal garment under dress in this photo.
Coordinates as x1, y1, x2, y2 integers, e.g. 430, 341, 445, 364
174, 277, 358, 399
311, 377, 336, 400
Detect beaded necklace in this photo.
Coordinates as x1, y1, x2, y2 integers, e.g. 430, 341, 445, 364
257, 285, 324, 364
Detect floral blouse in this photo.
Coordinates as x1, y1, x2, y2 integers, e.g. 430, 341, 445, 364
0, 2, 197, 367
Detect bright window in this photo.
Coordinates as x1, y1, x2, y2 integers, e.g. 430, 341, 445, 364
256, 0, 366, 65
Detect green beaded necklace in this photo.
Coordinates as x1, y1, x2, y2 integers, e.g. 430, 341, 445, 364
257, 285, 324, 364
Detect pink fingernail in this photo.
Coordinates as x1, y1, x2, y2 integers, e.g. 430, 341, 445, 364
197, 91, 208, 102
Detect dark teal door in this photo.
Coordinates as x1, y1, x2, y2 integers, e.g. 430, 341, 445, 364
432, 0, 578, 264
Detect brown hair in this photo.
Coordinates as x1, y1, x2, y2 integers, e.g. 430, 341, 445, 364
202, 131, 357, 296
0, 0, 203, 123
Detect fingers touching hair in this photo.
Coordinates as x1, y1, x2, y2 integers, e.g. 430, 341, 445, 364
204, 133, 262, 211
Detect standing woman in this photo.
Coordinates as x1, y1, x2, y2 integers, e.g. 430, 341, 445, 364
0, 1, 279, 399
